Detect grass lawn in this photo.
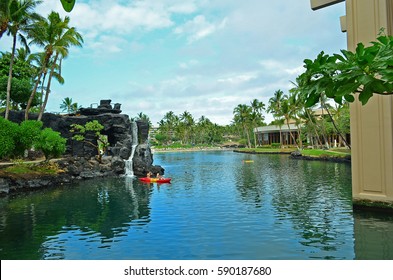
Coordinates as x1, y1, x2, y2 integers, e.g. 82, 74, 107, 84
301, 148, 351, 158
235, 147, 297, 153
0, 161, 60, 177
235, 147, 351, 158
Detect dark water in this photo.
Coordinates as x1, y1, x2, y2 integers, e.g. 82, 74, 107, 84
1, 151, 392, 260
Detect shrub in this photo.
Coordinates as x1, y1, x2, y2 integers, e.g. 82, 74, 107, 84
0, 117, 18, 159
70, 120, 109, 161
271, 143, 281, 148
14, 120, 43, 156
35, 128, 66, 161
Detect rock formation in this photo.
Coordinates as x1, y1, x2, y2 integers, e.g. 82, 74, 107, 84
2, 100, 163, 188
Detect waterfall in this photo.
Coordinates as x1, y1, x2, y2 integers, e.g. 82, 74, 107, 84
125, 121, 138, 177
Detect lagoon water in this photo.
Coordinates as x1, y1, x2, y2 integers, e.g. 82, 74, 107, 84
1, 151, 393, 260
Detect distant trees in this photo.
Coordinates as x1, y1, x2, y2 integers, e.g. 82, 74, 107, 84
154, 111, 226, 147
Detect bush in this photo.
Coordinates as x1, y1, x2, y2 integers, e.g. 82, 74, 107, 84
35, 128, 66, 161
0, 117, 18, 159
14, 120, 43, 156
271, 143, 281, 148
238, 138, 248, 146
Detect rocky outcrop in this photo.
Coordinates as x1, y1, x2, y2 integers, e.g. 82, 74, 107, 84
2, 101, 162, 189
132, 143, 164, 177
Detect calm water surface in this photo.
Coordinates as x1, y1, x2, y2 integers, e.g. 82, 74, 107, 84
1, 151, 393, 260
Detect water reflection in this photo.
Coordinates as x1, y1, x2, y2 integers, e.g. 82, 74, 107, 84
354, 210, 393, 259
1, 151, 393, 259
0, 177, 153, 259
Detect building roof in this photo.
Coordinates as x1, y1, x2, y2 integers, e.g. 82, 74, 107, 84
254, 124, 298, 133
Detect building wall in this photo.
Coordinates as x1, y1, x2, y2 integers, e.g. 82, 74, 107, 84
347, 0, 393, 205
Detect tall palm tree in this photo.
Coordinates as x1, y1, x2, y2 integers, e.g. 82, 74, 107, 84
180, 111, 195, 144
268, 89, 287, 147
233, 104, 252, 148
162, 111, 177, 143
25, 11, 83, 120
3, 0, 42, 119
280, 98, 298, 148
250, 99, 265, 147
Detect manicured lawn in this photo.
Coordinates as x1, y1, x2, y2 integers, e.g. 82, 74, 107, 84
235, 147, 351, 158
235, 147, 297, 153
301, 148, 351, 158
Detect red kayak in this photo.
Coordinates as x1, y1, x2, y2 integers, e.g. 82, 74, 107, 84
139, 177, 171, 184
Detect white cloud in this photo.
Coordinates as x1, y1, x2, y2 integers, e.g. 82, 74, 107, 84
179, 59, 199, 69
259, 59, 304, 78
217, 72, 258, 85
174, 15, 227, 43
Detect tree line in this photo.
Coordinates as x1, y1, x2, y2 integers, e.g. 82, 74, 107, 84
132, 92, 350, 150
0, 0, 83, 120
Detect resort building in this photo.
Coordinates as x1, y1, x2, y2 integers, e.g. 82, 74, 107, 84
254, 108, 350, 147
254, 124, 299, 146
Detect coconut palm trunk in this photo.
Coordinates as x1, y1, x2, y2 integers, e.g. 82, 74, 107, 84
5, 34, 17, 119
25, 67, 45, 120
38, 52, 59, 120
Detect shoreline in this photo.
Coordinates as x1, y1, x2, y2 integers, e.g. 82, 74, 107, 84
151, 147, 234, 153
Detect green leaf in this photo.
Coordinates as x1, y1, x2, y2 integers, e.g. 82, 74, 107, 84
344, 94, 355, 102
60, 0, 76, 12
305, 93, 320, 108
358, 87, 374, 105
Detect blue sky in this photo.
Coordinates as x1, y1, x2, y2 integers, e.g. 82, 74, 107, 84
1, 0, 347, 125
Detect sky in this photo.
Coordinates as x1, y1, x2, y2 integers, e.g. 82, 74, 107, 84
0, 0, 347, 126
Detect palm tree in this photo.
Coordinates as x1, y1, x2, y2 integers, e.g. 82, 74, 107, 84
268, 89, 287, 147
233, 104, 252, 148
179, 111, 195, 144
60, 97, 78, 113
25, 11, 83, 120
135, 112, 152, 127
250, 99, 265, 147
3, 0, 42, 119
160, 111, 178, 144
280, 98, 298, 148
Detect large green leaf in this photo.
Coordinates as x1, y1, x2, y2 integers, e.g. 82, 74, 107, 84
60, 0, 75, 12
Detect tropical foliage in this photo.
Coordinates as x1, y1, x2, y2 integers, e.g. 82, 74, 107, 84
155, 111, 227, 147
70, 120, 109, 162
0, 0, 83, 120
60, 97, 79, 113
0, 117, 66, 160
34, 127, 66, 161
296, 32, 393, 107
